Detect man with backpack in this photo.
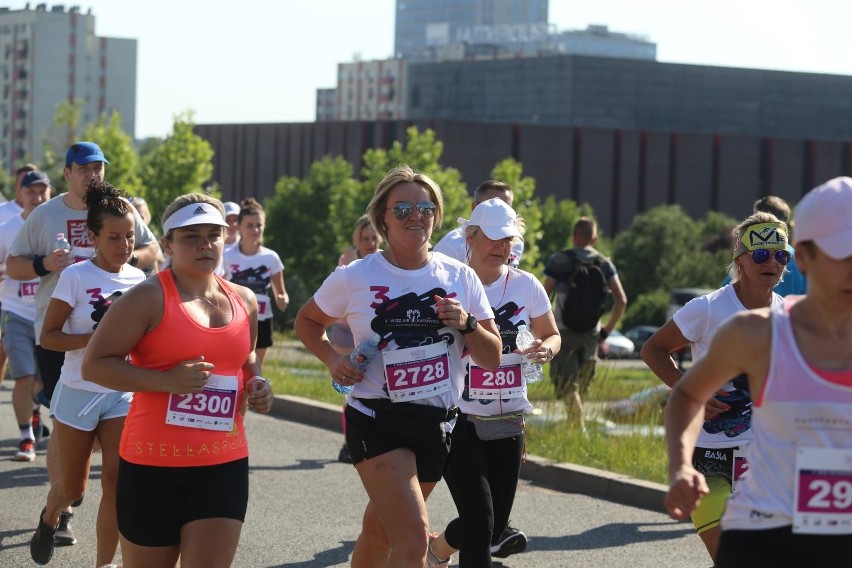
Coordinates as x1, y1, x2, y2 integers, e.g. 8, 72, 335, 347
543, 217, 627, 431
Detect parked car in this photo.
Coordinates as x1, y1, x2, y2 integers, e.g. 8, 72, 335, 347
600, 329, 635, 358
623, 325, 659, 355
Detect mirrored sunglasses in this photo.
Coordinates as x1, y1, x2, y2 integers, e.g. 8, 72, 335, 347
751, 248, 791, 266
389, 201, 436, 220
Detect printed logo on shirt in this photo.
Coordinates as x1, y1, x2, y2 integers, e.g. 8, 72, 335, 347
369, 286, 455, 350
229, 265, 270, 294
87, 288, 124, 331
67, 220, 91, 248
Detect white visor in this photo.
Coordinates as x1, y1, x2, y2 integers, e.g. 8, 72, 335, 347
162, 203, 229, 234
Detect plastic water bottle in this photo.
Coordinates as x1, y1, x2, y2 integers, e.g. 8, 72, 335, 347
54, 232, 71, 252
332, 332, 382, 395
515, 324, 544, 384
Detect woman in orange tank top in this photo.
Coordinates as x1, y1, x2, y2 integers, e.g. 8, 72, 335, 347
82, 193, 273, 568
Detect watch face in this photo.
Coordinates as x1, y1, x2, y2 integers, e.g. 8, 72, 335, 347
463, 314, 477, 334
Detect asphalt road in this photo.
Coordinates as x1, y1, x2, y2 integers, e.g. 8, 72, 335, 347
0, 386, 709, 567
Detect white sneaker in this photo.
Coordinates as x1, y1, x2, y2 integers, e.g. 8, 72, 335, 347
15, 439, 35, 461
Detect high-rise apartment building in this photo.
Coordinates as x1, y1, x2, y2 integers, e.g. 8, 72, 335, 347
0, 4, 136, 173
395, 0, 548, 59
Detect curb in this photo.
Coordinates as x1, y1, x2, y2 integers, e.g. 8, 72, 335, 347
268, 395, 668, 514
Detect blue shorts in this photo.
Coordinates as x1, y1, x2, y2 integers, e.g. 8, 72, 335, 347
1, 310, 37, 380
50, 381, 132, 431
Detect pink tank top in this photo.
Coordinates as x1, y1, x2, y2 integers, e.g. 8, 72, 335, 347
120, 270, 251, 467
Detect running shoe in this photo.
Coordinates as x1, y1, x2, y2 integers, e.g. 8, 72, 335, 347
30, 508, 57, 565
490, 525, 527, 558
55, 511, 77, 546
15, 438, 36, 461
32, 410, 43, 443
337, 443, 352, 464
427, 533, 450, 568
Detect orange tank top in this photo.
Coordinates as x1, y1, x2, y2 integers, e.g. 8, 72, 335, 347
120, 270, 251, 467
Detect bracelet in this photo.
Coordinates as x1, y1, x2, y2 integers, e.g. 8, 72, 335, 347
33, 255, 50, 277
248, 376, 270, 386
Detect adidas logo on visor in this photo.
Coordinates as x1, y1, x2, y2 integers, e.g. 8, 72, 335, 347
192, 206, 206, 216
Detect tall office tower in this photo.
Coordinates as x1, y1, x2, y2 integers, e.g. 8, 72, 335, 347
395, 0, 549, 60
0, 4, 136, 173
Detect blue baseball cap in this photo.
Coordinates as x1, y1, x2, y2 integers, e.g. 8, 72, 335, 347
21, 170, 51, 188
65, 141, 109, 166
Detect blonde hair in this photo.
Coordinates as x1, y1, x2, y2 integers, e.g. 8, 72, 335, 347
366, 165, 444, 242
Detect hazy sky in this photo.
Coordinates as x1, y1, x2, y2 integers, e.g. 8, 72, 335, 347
82, 0, 852, 139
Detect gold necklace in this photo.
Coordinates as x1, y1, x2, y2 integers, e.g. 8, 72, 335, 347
173, 272, 229, 315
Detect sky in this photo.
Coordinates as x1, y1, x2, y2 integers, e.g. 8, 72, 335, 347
78, 0, 852, 139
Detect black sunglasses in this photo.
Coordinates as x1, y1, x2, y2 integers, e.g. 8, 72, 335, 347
388, 201, 437, 220
751, 248, 791, 266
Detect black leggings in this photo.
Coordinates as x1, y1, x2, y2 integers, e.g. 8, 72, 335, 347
716, 526, 852, 568
443, 417, 524, 567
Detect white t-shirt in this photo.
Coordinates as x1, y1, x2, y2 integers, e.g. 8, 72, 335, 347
673, 285, 783, 448
434, 227, 524, 268
314, 252, 494, 411
458, 266, 551, 416
0, 214, 38, 321
52, 259, 146, 393
0, 200, 23, 226
222, 244, 284, 321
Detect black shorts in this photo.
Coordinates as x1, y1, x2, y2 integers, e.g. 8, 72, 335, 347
256, 318, 273, 349
117, 457, 249, 547
35, 345, 66, 407
717, 526, 852, 567
344, 401, 452, 483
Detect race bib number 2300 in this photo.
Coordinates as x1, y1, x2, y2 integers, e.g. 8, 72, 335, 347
166, 374, 238, 432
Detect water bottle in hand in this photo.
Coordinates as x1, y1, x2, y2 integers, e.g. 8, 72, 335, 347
54, 232, 71, 252
515, 324, 543, 384
332, 332, 382, 394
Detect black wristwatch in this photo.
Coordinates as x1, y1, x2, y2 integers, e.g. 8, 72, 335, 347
460, 313, 478, 335
129, 253, 139, 267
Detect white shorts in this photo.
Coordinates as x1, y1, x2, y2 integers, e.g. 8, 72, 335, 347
50, 381, 132, 431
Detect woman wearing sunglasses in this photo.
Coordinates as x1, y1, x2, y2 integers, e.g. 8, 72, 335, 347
427, 198, 560, 567
295, 165, 502, 567
641, 211, 790, 563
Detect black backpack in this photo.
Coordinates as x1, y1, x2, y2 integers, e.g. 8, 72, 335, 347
559, 250, 608, 332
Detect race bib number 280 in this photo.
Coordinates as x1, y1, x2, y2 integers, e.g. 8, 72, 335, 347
382, 342, 450, 402
469, 354, 524, 400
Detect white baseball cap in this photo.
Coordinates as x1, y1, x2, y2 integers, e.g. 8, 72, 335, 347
459, 197, 522, 240
794, 176, 852, 260
223, 201, 240, 217
162, 202, 229, 234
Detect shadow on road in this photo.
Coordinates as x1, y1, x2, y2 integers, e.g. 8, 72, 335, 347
250, 459, 337, 472
268, 539, 355, 567
529, 521, 693, 551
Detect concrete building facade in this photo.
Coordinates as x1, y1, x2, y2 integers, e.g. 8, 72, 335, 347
0, 3, 136, 173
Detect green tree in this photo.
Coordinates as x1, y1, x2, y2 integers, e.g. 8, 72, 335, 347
82, 110, 144, 195
140, 111, 214, 229
264, 157, 360, 323
40, 99, 85, 193
361, 127, 468, 243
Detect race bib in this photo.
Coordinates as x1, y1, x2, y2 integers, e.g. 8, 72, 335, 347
468, 353, 524, 400
793, 447, 852, 534
256, 293, 270, 318
166, 374, 238, 432
19, 281, 38, 299
382, 342, 450, 402
731, 446, 749, 491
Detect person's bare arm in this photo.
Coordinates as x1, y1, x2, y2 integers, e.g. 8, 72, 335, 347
523, 309, 561, 362
7, 249, 71, 280
40, 299, 91, 352
602, 274, 627, 336
270, 270, 289, 312
131, 241, 159, 271
640, 319, 689, 388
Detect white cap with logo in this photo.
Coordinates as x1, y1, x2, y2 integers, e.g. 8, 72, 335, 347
162, 203, 229, 234
459, 197, 522, 240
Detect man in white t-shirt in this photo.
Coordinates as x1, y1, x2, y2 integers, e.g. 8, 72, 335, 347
0, 170, 51, 461
434, 180, 524, 267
